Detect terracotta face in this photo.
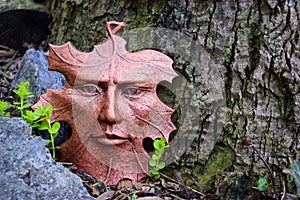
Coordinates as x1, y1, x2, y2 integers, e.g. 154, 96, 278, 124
33, 22, 177, 185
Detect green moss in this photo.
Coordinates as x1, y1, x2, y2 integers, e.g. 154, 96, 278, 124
48, 0, 167, 51
125, 0, 166, 29
181, 144, 235, 192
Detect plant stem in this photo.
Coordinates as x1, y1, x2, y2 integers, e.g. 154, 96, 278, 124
251, 146, 278, 198
20, 98, 24, 117
50, 132, 56, 159
243, 136, 278, 198
48, 121, 56, 160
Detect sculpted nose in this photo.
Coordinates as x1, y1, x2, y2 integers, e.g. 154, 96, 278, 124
99, 83, 121, 124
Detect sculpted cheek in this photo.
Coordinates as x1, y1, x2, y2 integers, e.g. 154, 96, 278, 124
128, 102, 151, 127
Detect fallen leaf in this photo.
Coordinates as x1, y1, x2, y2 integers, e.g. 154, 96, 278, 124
96, 191, 115, 200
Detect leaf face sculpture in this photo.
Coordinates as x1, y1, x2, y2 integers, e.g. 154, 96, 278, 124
33, 22, 177, 185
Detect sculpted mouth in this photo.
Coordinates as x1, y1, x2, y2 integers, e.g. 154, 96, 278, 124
105, 134, 128, 140
93, 130, 129, 145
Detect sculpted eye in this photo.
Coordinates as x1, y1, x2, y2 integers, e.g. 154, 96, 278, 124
76, 84, 101, 96
122, 87, 142, 97
121, 84, 155, 98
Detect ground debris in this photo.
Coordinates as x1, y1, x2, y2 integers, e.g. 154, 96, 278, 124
68, 168, 204, 200
0, 45, 21, 103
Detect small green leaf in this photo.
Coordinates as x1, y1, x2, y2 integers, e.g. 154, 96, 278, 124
26, 111, 40, 121
38, 120, 50, 130
46, 140, 51, 145
12, 89, 19, 96
152, 154, 160, 160
130, 193, 138, 200
157, 162, 165, 170
0, 100, 10, 109
34, 105, 45, 115
149, 171, 153, 177
159, 138, 166, 146
49, 122, 60, 134
24, 109, 33, 116
14, 82, 31, 98
150, 169, 159, 175
153, 139, 161, 150
153, 138, 167, 150
149, 159, 156, 167
18, 81, 29, 88
25, 93, 34, 98
0, 101, 10, 117
154, 174, 160, 179
31, 123, 40, 128
154, 150, 160, 155
45, 104, 52, 113
21, 103, 32, 109
257, 176, 268, 191
153, 149, 164, 158
52, 131, 59, 139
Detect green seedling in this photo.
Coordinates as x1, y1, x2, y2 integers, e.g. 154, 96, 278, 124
0, 100, 11, 117
23, 104, 60, 160
257, 176, 268, 192
1, 82, 60, 160
149, 138, 169, 179
243, 136, 278, 197
130, 193, 137, 200
13, 81, 34, 117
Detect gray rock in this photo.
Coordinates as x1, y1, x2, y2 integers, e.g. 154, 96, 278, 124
11, 49, 65, 99
0, 116, 95, 200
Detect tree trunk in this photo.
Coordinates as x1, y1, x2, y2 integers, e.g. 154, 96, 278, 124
48, 0, 299, 198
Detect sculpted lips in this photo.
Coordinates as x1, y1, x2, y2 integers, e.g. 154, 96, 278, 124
94, 125, 129, 145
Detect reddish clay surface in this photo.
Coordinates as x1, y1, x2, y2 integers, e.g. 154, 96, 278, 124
33, 21, 177, 185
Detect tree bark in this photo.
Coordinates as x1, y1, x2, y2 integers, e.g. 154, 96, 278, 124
48, 0, 299, 198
